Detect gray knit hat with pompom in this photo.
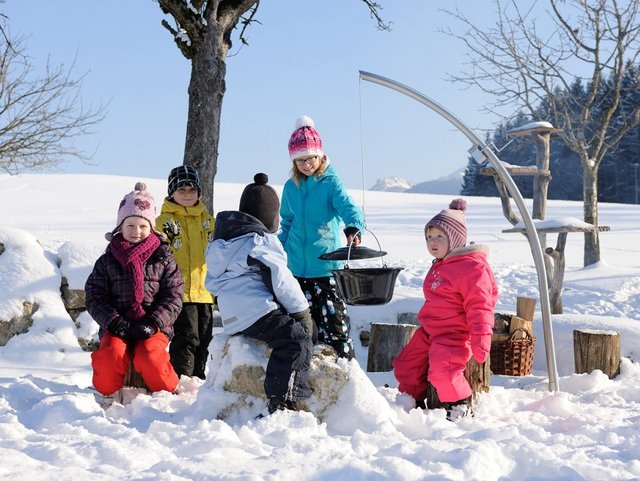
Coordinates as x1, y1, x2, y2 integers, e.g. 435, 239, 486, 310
425, 198, 468, 252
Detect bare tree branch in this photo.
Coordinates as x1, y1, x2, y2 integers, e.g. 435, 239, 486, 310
443, 0, 640, 265
0, 26, 106, 174
360, 1, 392, 31
156, 0, 389, 214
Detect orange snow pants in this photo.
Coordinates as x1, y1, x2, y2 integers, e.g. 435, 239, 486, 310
92, 332, 179, 395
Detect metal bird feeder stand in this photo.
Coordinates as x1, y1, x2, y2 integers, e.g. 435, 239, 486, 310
358, 69, 559, 392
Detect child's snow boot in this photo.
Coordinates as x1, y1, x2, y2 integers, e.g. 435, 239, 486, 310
94, 390, 123, 410
256, 398, 303, 418
443, 396, 473, 421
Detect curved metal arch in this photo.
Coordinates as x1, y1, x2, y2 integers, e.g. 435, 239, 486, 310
359, 70, 559, 392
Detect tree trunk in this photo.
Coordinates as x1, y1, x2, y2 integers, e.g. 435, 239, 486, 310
183, 28, 228, 214
582, 165, 601, 266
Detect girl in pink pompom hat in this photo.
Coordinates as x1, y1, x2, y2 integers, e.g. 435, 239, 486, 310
280, 115, 365, 360
393, 198, 499, 419
85, 182, 183, 408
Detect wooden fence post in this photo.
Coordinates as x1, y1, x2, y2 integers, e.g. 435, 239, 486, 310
573, 329, 621, 379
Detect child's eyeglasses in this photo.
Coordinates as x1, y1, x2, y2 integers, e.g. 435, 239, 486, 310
294, 157, 318, 166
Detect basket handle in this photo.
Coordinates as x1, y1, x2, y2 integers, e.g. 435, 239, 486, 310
346, 227, 386, 268
506, 328, 533, 343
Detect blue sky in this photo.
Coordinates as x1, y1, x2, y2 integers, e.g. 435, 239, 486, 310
5, 1, 504, 189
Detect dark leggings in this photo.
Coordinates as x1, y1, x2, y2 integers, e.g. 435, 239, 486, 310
296, 276, 355, 360
169, 303, 214, 379
241, 309, 312, 401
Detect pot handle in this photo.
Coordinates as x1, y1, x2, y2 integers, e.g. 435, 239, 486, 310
346, 227, 386, 268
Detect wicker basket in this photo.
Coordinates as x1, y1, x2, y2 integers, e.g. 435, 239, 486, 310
490, 328, 536, 376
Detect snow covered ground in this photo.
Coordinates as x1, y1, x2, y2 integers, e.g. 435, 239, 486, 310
1, 173, 639, 481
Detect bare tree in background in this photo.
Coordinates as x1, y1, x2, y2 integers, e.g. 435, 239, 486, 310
157, 0, 389, 213
0, 21, 106, 175
445, 0, 640, 266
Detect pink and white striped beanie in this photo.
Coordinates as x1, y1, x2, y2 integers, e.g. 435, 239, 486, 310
288, 116, 324, 161
425, 198, 468, 252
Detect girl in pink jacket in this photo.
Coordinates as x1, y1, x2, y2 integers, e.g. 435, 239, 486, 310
393, 198, 498, 418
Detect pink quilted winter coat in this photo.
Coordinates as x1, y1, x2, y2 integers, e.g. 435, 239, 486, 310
419, 244, 498, 358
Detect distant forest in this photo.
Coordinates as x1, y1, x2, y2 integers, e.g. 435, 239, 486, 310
461, 66, 640, 205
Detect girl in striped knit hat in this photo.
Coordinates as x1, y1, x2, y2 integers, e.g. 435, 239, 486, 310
393, 198, 499, 419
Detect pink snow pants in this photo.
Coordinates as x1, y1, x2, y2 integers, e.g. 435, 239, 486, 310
392, 326, 473, 403
92, 332, 179, 395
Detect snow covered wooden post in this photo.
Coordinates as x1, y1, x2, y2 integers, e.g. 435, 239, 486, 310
506, 122, 561, 219
573, 329, 621, 379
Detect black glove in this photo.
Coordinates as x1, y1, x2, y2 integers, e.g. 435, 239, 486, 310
291, 309, 318, 343
108, 318, 131, 340
127, 320, 158, 341
344, 226, 362, 247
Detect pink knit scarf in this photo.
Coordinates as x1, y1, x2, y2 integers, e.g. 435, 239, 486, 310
109, 233, 161, 321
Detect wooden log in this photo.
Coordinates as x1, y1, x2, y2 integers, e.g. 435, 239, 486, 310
509, 316, 533, 339
124, 347, 148, 389
426, 357, 491, 409
367, 323, 418, 372
573, 329, 621, 379
516, 297, 537, 322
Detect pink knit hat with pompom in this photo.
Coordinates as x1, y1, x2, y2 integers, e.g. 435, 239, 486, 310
425, 198, 468, 252
106, 182, 157, 240
288, 116, 324, 161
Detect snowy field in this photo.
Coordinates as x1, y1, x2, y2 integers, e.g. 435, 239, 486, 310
1, 173, 639, 481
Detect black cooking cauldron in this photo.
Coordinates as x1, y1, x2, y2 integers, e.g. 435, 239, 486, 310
319, 230, 403, 306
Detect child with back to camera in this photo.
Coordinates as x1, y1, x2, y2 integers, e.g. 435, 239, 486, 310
279, 115, 365, 360
86, 182, 183, 408
392, 198, 498, 419
205, 173, 314, 415
156, 165, 216, 380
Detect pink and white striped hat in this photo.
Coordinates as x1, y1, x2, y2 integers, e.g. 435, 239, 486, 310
425, 198, 468, 252
288, 116, 324, 161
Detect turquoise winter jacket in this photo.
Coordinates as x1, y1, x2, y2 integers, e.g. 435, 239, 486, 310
279, 163, 365, 278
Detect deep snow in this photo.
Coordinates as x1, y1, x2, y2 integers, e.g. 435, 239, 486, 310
1, 173, 639, 481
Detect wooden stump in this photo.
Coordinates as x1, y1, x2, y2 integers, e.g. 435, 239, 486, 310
367, 323, 418, 372
124, 348, 148, 389
426, 357, 491, 409
573, 329, 621, 379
